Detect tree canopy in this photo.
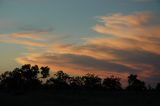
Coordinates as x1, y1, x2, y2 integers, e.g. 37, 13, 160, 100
0, 64, 159, 92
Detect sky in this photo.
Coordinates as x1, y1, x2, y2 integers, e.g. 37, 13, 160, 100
0, 0, 160, 85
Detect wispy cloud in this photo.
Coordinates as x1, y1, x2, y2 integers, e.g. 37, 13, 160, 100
93, 12, 160, 54
16, 12, 160, 85
0, 31, 48, 48
0, 39, 47, 47
11, 32, 46, 41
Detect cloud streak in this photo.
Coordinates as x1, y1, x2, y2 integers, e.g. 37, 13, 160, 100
16, 12, 160, 85
0, 32, 47, 48
11, 32, 45, 41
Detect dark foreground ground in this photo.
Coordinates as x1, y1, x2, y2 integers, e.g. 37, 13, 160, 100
0, 90, 160, 106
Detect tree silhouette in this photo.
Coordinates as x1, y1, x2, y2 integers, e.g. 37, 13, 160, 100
68, 76, 83, 89
19, 64, 41, 90
46, 71, 70, 89
0, 69, 24, 90
0, 64, 51, 91
147, 84, 153, 91
102, 76, 122, 90
20, 64, 40, 80
82, 73, 102, 89
0, 64, 159, 92
41, 66, 50, 78
126, 74, 146, 91
156, 83, 160, 91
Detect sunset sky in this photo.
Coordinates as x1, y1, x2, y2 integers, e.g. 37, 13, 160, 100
0, 0, 160, 85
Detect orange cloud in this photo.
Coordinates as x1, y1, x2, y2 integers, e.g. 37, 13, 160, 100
94, 12, 160, 41
93, 12, 160, 55
0, 31, 49, 48
50, 44, 118, 60
16, 12, 160, 85
0, 39, 47, 47
16, 53, 129, 79
11, 32, 45, 41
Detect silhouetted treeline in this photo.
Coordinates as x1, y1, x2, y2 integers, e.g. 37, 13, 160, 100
0, 64, 159, 92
